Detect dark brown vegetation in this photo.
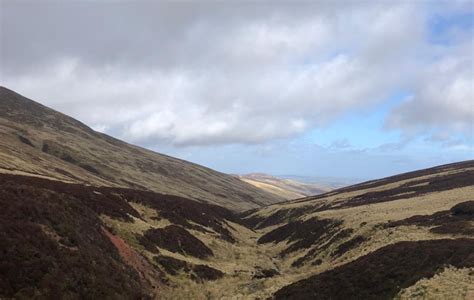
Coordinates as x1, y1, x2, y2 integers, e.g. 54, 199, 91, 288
115, 189, 240, 243
0, 173, 240, 297
242, 205, 328, 229
252, 267, 280, 279
339, 170, 474, 209
387, 201, 474, 235
192, 264, 224, 282
274, 239, 474, 300
294, 160, 474, 206
0, 175, 143, 299
291, 228, 354, 267
139, 225, 214, 259
247, 162, 474, 236
451, 200, 474, 215
153, 255, 223, 282
0, 173, 241, 242
331, 235, 369, 257
258, 217, 343, 257
18, 135, 35, 147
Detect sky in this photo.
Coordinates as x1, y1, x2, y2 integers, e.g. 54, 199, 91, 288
1, 0, 473, 181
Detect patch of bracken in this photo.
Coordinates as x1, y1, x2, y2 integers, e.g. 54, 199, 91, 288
339, 170, 474, 209
140, 225, 213, 259
60, 153, 77, 164
192, 264, 224, 282
292, 160, 474, 207
53, 168, 83, 181
0, 174, 140, 222
332, 235, 369, 257
154, 255, 190, 275
386, 201, 474, 235
273, 239, 474, 300
311, 259, 323, 266
78, 164, 100, 175
0, 173, 240, 244
115, 188, 240, 243
242, 205, 331, 230
153, 255, 223, 282
0, 174, 144, 299
291, 228, 354, 267
239, 214, 265, 229
339, 160, 473, 193
252, 267, 280, 279
258, 217, 343, 257
451, 201, 474, 215
18, 135, 35, 147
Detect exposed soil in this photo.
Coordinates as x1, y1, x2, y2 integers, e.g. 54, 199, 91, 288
0, 175, 144, 299
140, 225, 214, 259
102, 227, 162, 296
274, 239, 474, 300
0, 173, 241, 243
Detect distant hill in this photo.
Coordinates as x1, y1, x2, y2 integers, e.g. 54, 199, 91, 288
0, 86, 282, 211
238, 173, 331, 200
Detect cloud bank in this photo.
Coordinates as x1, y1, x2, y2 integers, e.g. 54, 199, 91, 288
1, 1, 472, 147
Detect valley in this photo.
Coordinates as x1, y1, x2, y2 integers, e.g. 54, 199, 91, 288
0, 87, 473, 299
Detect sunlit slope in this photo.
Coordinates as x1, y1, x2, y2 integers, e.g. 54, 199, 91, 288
0, 86, 282, 210
241, 160, 474, 299
239, 173, 330, 200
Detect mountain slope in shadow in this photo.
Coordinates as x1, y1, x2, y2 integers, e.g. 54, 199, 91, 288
0, 86, 282, 211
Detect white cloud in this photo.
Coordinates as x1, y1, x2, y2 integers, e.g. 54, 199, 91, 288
387, 41, 473, 143
2, 1, 471, 147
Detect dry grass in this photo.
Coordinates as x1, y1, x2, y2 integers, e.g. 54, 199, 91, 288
241, 178, 305, 200
397, 266, 474, 300
0, 107, 282, 211
250, 165, 472, 220
311, 185, 474, 228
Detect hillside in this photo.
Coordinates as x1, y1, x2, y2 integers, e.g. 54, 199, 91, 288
0, 86, 282, 211
1, 88, 473, 300
1, 158, 472, 298
238, 173, 330, 200
242, 160, 474, 299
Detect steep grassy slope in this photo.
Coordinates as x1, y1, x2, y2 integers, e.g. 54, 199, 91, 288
238, 173, 329, 200
0, 86, 282, 211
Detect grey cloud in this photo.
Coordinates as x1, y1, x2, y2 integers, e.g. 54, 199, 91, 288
386, 41, 473, 144
1, 1, 470, 147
